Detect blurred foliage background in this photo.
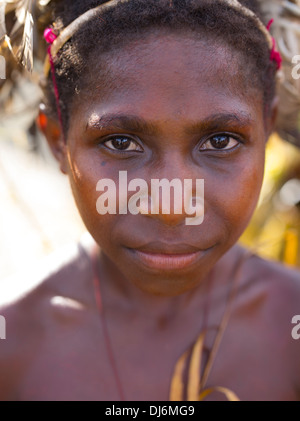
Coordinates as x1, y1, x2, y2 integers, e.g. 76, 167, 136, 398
240, 134, 300, 268
0, 73, 86, 280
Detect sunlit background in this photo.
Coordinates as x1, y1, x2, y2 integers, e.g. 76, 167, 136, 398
240, 134, 300, 267
0, 73, 86, 280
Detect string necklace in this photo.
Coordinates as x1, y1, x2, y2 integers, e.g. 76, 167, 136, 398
169, 249, 250, 401
92, 248, 125, 401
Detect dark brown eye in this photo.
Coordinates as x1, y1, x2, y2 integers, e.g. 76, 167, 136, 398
200, 135, 239, 151
210, 135, 230, 149
104, 136, 143, 152
112, 137, 132, 150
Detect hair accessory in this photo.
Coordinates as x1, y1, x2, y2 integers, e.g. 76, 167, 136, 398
223, 0, 273, 49
44, 26, 66, 142
43, 0, 279, 77
43, 0, 118, 76
266, 19, 282, 70
44, 27, 57, 44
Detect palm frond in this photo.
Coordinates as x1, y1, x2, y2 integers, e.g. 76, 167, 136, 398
0, 0, 51, 72
0, 2, 7, 40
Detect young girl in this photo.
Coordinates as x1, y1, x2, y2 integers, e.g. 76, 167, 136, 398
0, 0, 300, 401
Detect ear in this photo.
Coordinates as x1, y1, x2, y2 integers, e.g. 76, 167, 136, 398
36, 109, 68, 175
265, 96, 279, 140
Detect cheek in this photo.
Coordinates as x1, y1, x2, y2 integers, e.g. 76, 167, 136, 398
206, 149, 265, 242
66, 147, 110, 236
65, 147, 127, 250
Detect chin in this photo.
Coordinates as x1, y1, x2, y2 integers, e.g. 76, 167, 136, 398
120, 254, 216, 297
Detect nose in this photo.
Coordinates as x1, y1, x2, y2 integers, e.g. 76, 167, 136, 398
140, 163, 205, 227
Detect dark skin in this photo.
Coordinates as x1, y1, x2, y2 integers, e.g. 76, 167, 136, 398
0, 33, 300, 401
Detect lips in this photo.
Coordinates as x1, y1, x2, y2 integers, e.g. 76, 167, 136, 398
132, 241, 201, 254
126, 241, 213, 271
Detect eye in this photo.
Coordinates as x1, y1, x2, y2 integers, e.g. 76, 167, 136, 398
103, 136, 143, 152
200, 135, 240, 151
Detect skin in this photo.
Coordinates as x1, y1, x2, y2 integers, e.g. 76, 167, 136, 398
0, 32, 300, 401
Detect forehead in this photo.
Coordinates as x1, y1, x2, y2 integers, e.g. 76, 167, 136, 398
73, 32, 264, 129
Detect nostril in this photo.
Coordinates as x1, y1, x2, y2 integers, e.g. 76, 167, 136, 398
136, 177, 205, 227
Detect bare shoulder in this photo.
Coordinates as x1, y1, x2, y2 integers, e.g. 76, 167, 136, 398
221, 244, 300, 307
235, 249, 300, 393
0, 238, 94, 400
240, 250, 300, 312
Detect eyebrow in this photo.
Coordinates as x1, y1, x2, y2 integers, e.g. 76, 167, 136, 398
86, 113, 159, 136
85, 112, 254, 136
185, 112, 254, 135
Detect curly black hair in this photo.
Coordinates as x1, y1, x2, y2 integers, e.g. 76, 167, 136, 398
41, 0, 277, 137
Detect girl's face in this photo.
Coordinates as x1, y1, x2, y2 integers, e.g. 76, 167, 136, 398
60, 33, 271, 296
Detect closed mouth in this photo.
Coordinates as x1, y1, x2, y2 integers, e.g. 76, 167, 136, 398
126, 242, 214, 271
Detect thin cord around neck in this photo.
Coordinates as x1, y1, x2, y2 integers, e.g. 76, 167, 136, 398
92, 248, 125, 401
